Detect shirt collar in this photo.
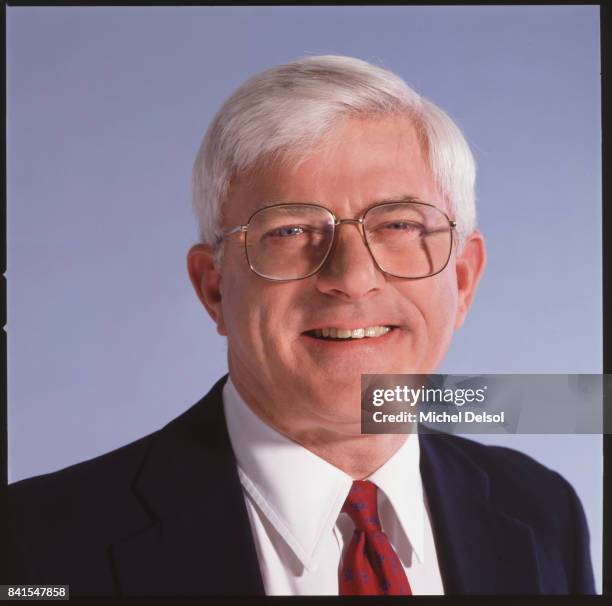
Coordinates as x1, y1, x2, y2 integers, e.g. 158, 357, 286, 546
368, 429, 425, 564
222, 376, 424, 570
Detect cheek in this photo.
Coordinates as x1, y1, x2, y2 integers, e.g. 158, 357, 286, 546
440, 277, 459, 314
431, 275, 460, 342
435, 268, 458, 305
403, 272, 458, 334
220, 268, 298, 359
219, 258, 259, 340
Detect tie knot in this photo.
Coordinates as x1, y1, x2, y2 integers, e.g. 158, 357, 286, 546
342, 480, 381, 532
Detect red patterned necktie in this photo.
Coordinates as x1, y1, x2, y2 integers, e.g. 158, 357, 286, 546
339, 480, 413, 595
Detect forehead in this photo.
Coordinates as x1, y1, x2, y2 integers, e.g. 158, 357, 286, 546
224, 115, 446, 221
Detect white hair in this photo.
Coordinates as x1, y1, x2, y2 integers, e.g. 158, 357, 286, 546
192, 55, 476, 259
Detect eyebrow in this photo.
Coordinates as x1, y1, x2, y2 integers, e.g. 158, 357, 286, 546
372, 195, 424, 205
242, 195, 446, 226
254, 194, 426, 211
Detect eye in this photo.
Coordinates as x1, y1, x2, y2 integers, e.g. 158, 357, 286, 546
385, 221, 422, 231
374, 220, 425, 235
268, 225, 305, 238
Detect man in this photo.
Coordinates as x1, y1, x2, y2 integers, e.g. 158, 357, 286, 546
4, 55, 595, 595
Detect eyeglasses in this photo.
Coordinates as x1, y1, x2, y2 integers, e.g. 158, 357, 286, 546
219, 201, 456, 282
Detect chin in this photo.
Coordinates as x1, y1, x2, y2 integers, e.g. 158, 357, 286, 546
304, 380, 364, 418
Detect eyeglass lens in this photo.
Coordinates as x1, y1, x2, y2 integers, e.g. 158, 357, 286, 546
245, 203, 452, 281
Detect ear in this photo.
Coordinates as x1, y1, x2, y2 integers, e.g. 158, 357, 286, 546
454, 230, 486, 329
187, 244, 227, 336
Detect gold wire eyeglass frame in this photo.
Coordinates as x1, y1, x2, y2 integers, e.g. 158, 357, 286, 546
218, 201, 457, 282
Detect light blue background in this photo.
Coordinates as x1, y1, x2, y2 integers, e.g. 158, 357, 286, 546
7, 6, 602, 592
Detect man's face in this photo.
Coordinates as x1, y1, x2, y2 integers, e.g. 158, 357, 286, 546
189, 115, 485, 436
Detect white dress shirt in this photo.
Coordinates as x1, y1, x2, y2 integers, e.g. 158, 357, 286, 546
222, 377, 444, 596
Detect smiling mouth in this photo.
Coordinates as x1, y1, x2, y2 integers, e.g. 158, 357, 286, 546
304, 325, 395, 340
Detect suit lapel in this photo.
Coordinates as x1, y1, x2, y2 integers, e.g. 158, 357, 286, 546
419, 432, 542, 594
111, 376, 265, 596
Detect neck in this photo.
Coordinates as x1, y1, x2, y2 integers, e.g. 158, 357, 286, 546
228, 373, 409, 479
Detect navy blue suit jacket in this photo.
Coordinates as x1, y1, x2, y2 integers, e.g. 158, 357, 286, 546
3, 376, 595, 595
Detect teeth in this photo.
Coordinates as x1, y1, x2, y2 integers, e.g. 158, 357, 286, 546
312, 325, 392, 340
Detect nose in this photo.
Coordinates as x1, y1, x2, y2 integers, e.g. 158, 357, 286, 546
315, 221, 386, 300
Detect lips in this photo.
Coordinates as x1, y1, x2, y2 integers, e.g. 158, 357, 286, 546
304, 325, 395, 340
